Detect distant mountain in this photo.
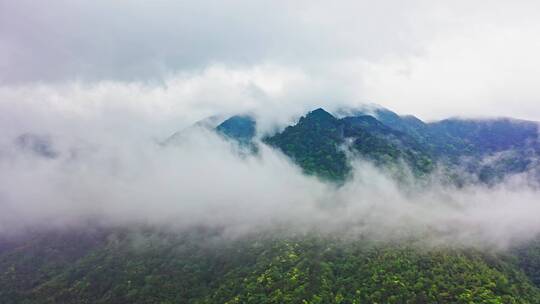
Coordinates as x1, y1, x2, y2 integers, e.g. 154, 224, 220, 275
164, 115, 256, 150
164, 106, 539, 184
216, 115, 256, 145
340, 114, 433, 175
353, 107, 539, 156
333, 106, 540, 184
429, 118, 539, 155
163, 115, 225, 145
339, 107, 429, 139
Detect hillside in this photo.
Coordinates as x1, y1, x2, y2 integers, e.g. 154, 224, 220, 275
263, 108, 434, 182
2, 229, 540, 304
263, 107, 539, 183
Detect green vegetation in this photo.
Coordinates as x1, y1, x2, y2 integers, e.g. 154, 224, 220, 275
263, 107, 539, 184
1, 230, 540, 303
264, 109, 434, 182
514, 238, 540, 287
264, 109, 350, 181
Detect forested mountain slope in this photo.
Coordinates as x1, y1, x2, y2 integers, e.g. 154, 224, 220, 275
264, 108, 433, 181
263, 107, 540, 183
2, 229, 540, 304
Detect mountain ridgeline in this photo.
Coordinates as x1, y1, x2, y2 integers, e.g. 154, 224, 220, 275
264, 108, 434, 181
214, 107, 539, 183
216, 115, 256, 146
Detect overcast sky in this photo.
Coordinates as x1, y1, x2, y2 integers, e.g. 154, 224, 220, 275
2, 0, 540, 121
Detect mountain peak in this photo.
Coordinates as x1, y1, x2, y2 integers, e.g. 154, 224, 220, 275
216, 115, 256, 144
304, 108, 336, 121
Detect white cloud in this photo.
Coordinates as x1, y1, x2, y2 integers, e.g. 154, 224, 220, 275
361, 22, 540, 121
1, 89, 540, 249
1, 1, 540, 249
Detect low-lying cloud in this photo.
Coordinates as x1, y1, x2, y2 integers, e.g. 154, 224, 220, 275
1, 89, 539, 251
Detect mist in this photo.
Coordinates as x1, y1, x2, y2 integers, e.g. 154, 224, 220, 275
1, 87, 540, 251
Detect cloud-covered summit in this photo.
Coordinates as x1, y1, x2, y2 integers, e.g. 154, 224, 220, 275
0, 97, 539, 250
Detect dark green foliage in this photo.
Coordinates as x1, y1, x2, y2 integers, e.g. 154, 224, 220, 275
267, 107, 539, 183
2, 230, 540, 304
0, 230, 108, 303
264, 109, 350, 181
341, 116, 434, 176
514, 238, 540, 287
264, 108, 434, 182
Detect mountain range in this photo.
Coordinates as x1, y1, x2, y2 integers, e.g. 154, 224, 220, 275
210, 106, 540, 184
2, 105, 540, 303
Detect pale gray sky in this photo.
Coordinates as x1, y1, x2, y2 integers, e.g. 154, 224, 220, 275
2, 0, 540, 121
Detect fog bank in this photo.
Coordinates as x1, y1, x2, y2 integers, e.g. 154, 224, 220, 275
1, 104, 539, 250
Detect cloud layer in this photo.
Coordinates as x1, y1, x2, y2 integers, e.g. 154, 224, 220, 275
1, 1, 540, 249
1, 92, 540, 250
3, 1, 540, 120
